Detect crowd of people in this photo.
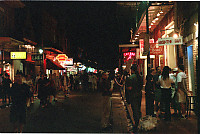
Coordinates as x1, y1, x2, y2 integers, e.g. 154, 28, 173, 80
99, 64, 191, 132
0, 64, 191, 133
122, 64, 190, 132
144, 65, 190, 120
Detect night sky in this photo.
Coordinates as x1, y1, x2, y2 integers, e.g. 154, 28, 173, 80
26, 2, 134, 70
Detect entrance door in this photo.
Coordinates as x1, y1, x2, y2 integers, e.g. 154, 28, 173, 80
187, 45, 195, 94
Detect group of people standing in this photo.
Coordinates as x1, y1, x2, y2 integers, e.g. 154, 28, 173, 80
145, 65, 189, 121
110, 64, 190, 132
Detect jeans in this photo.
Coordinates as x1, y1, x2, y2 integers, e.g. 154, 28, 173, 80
161, 88, 172, 121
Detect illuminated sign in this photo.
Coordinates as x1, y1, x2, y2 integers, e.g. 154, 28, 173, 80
158, 36, 183, 46
10, 52, 26, 59
65, 58, 73, 65
56, 54, 68, 62
31, 54, 43, 61
150, 43, 164, 55
139, 39, 144, 57
123, 52, 135, 61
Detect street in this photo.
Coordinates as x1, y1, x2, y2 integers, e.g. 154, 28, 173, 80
0, 90, 198, 133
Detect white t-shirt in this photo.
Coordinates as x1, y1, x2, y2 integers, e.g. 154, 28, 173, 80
158, 75, 175, 88
177, 72, 187, 83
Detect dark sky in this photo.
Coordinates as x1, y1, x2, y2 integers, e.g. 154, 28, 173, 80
27, 2, 134, 70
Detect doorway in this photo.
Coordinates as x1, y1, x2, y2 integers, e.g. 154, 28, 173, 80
187, 45, 195, 94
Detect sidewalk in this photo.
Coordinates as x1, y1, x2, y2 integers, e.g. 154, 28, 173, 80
117, 90, 198, 134
112, 91, 129, 133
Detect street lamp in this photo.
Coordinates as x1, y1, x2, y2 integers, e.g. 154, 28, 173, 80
39, 49, 43, 54
173, 32, 179, 38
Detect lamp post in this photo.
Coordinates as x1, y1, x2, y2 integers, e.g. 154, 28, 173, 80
146, 2, 150, 75
39, 48, 44, 73
197, 2, 200, 133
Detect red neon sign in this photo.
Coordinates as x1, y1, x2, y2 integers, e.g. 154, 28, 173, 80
123, 52, 136, 61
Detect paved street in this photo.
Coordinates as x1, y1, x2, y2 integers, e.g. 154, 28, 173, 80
0, 90, 127, 133
0, 90, 198, 133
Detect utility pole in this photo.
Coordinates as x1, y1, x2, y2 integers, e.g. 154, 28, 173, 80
197, 3, 200, 133
146, 2, 150, 74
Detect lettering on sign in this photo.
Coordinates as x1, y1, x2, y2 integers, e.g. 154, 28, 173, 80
158, 37, 183, 46
123, 52, 135, 62
31, 54, 43, 61
150, 43, 164, 55
10, 52, 27, 59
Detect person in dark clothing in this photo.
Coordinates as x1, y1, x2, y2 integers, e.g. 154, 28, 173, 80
153, 66, 162, 116
2, 73, 12, 105
100, 72, 113, 129
69, 75, 74, 91
125, 64, 143, 132
81, 71, 89, 92
145, 68, 155, 116
37, 74, 49, 107
10, 75, 31, 133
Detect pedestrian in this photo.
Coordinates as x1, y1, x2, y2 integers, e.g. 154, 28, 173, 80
100, 72, 113, 130
74, 74, 80, 91
61, 72, 70, 98
52, 73, 59, 101
69, 74, 74, 91
48, 74, 56, 104
145, 68, 155, 116
153, 66, 162, 116
81, 71, 89, 92
88, 73, 93, 91
125, 64, 143, 132
91, 73, 98, 92
114, 73, 123, 92
24, 74, 34, 106
177, 64, 189, 119
170, 68, 181, 118
2, 73, 12, 105
37, 73, 49, 107
9, 75, 31, 133
157, 66, 175, 121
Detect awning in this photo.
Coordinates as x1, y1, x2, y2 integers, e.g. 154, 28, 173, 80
0, 37, 24, 51
46, 59, 65, 70
132, 2, 174, 40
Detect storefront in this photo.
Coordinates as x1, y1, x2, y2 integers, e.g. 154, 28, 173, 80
44, 48, 69, 77
131, 3, 174, 75
0, 37, 24, 81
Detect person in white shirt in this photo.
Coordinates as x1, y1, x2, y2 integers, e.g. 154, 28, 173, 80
158, 66, 175, 121
177, 65, 188, 119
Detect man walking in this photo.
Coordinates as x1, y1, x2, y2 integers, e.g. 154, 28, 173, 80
100, 72, 113, 130
10, 75, 31, 133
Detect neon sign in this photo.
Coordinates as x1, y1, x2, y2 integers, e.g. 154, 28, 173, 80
123, 52, 136, 61
56, 54, 68, 62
